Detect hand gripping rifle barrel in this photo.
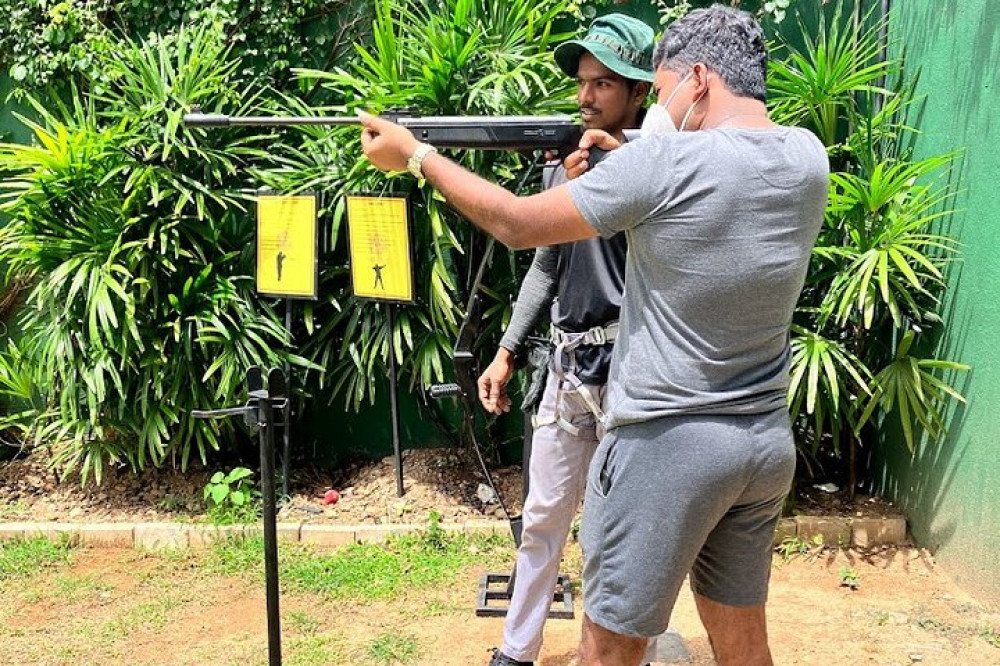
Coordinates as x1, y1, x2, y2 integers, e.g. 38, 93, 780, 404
182, 106, 631, 159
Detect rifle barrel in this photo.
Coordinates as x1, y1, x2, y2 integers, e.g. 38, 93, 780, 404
183, 113, 361, 127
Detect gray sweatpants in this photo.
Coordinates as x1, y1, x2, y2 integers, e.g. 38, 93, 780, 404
580, 408, 796, 638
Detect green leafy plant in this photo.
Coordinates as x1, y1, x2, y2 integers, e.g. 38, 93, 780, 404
203, 466, 259, 524
652, 0, 794, 26
0, 26, 308, 483
423, 510, 448, 551
770, 4, 895, 147
257, 0, 578, 448
839, 565, 861, 589
0, 340, 36, 444
776, 533, 824, 562
0, 0, 110, 93
770, 1, 967, 490
0, 0, 372, 98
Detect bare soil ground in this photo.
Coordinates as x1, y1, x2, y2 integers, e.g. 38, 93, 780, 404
0, 448, 898, 525
0, 448, 525, 524
0, 542, 998, 665
1, 449, 997, 664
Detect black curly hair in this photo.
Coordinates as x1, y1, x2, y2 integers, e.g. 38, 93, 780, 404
653, 4, 768, 102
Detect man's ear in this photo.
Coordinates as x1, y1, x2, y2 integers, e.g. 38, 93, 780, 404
632, 81, 651, 105
691, 63, 711, 96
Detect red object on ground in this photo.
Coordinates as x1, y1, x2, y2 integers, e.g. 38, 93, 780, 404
322, 489, 340, 505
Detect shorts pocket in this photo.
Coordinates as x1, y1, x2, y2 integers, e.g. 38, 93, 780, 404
588, 432, 619, 499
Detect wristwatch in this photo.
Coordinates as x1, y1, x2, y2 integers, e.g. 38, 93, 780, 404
406, 143, 438, 179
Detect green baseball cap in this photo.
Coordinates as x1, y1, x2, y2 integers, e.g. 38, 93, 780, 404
554, 13, 655, 83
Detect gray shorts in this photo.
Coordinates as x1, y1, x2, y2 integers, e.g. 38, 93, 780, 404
580, 408, 795, 637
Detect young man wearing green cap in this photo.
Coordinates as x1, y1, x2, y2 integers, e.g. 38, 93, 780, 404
473, 13, 655, 666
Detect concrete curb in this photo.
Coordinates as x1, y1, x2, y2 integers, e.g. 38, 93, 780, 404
779, 515, 909, 548
0, 519, 511, 551
0, 515, 908, 551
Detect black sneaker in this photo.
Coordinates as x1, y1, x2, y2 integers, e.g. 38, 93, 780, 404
488, 647, 534, 666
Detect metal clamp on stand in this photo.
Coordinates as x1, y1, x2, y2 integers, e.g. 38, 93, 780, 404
192, 365, 286, 666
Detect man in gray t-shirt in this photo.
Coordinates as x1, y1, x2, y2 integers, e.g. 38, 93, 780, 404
359, 6, 828, 666
569, 121, 828, 427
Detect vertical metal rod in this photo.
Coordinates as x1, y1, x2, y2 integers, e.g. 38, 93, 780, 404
281, 299, 292, 499
259, 395, 282, 666
388, 305, 404, 497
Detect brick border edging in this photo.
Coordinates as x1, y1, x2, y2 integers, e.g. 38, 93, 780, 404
0, 515, 908, 550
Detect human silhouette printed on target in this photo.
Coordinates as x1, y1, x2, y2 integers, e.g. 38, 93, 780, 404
276, 251, 286, 281
373, 264, 385, 289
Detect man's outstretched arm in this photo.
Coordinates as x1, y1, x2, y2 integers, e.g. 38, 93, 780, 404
359, 111, 597, 250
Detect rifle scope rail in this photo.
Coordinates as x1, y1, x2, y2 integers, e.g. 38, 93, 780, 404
183, 108, 586, 151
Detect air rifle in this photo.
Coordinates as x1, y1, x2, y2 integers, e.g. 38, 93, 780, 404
182, 107, 638, 163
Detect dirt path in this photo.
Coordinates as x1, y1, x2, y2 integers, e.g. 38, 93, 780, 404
1, 541, 997, 665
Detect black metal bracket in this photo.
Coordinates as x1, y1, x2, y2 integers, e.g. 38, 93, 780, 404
191, 366, 287, 430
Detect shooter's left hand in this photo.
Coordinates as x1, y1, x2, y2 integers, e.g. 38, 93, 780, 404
358, 110, 420, 172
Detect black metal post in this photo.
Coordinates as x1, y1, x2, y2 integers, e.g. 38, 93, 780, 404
259, 396, 282, 666
388, 305, 404, 497
281, 299, 292, 499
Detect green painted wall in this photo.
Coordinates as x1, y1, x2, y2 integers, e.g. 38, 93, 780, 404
0, 75, 33, 144
873, 0, 1000, 603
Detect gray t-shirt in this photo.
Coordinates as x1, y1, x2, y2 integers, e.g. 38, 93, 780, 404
567, 127, 829, 429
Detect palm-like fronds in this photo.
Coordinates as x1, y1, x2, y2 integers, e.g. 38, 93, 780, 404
821, 154, 959, 329
769, 4, 895, 147
776, 1, 966, 480
0, 26, 309, 482
262, 0, 577, 411
788, 324, 872, 454
857, 330, 968, 452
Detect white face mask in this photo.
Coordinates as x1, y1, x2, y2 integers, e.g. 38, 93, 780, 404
640, 71, 706, 137
640, 101, 676, 137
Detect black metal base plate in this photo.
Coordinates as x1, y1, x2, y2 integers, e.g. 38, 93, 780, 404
475, 571, 574, 619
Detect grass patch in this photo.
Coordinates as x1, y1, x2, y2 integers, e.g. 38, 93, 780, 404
101, 593, 186, 638
283, 531, 508, 601
367, 632, 418, 665
420, 599, 464, 617
201, 526, 510, 602
285, 609, 321, 636
20, 573, 110, 605
205, 535, 265, 576
0, 536, 74, 579
285, 634, 345, 666
979, 626, 1000, 649
0, 500, 29, 520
